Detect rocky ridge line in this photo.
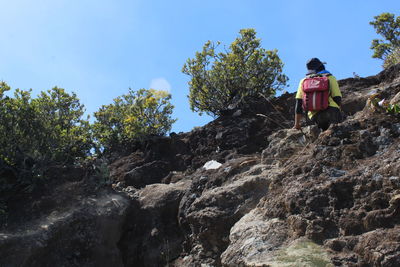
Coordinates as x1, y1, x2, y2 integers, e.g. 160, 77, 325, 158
0, 64, 399, 266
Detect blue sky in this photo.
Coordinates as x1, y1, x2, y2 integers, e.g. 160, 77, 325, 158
0, 0, 399, 133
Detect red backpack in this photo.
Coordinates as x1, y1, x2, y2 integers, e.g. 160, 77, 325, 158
302, 75, 330, 111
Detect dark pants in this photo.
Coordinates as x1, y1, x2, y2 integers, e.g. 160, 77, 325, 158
312, 107, 342, 131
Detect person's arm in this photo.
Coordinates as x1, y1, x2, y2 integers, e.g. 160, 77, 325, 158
294, 99, 303, 129
329, 76, 342, 108
294, 114, 302, 129
294, 80, 304, 129
333, 96, 342, 107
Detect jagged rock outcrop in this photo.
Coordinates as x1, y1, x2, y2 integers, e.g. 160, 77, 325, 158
1, 64, 399, 267
118, 180, 190, 266
0, 186, 130, 267
218, 111, 400, 266
175, 158, 270, 266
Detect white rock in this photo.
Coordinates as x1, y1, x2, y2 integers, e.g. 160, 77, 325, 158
203, 160, 222, 170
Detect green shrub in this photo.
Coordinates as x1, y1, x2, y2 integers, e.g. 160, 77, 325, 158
182, 28, 288, 117
0, 86, 91, 165
92, 88, 176, 153
368, 94, 400, 114
383, 47, 400, 69
0, 84, 91, 196
370, 12, 400, 68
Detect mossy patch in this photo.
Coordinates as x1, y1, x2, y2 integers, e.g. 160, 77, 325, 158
266, 239, 333, 267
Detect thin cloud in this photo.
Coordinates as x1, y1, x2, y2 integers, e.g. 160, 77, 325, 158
150, 78, 171, 92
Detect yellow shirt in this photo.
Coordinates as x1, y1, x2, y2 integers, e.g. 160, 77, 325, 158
295, 75, 342, 118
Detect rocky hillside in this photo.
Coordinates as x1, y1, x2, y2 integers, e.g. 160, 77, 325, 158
1, 64, 400, 267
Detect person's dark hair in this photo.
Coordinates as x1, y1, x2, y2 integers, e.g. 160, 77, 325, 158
306, 58, 325, 74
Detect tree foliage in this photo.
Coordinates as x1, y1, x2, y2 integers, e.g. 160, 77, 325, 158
370, 12, 400, 68
0, 85, 176, 211
383, 46, 400, 69
92, 88, 176, 152
0, 84, 92, 200
0, 85, 91, 166
182, 28, 288, 116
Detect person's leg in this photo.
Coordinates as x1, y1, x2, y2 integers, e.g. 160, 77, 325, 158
312, 107, 341, 131
328, 107, 342, 125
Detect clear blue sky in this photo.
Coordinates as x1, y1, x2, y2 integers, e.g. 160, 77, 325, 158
0, 0, 399, 133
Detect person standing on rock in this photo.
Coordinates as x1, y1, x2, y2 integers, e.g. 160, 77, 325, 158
294, 58, 343, 131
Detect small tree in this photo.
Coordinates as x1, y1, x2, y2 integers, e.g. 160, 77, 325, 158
32, 87, 92, 162
0, 86, 91, 165
370, 12, 400, 68
182, 28, 288, 116
383, 46, 400, 69
0, 85, 91, 198
92, 88, 176, 152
